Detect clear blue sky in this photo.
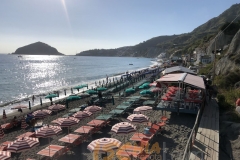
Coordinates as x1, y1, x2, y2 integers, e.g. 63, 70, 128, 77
0, 0, 239, 55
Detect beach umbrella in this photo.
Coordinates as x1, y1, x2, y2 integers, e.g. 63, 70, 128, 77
0, 125, 4, 139
35, 125, 62, 138
28, 101, 31, 110
0, 151, 11, 160
66, 95, 81, 101
11, 105, 27, 110
111, 122, 136, 137
72, 111, 92, 120
45, 94, 58, 99
21, 117, 28, 129
73, 84, 88, 89
84, 105, 102, 113
149, 82, 157, 87
150, 87, 161, 93
125, 88, 135, 93
127, 114, 149, 124
86, 90, 98, 94
96, 87, 107, 91
48, 104, 65, 112
7, 137, 39, 153
133, 106, 152, 114
32, 110, 52, 119
140, 90, 153, 95
2, 109, 7, 120
138, 83, 150, 89
87, 138, 122, 153
52, 117, 79, 134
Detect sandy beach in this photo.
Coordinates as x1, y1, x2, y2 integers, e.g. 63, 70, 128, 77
0, 76, 196, 160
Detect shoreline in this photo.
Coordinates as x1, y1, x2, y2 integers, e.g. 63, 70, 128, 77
0, 69, 196, 160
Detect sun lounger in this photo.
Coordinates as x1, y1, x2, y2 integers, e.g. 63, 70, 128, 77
1, 123, 13, 130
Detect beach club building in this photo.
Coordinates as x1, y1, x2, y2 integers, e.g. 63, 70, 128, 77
155, 72, 205, 114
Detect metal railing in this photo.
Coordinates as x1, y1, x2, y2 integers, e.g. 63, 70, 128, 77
182, 96, 206, 160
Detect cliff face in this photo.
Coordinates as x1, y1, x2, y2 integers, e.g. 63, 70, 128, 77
13, 42, 64, 55
216, 29, 240, 75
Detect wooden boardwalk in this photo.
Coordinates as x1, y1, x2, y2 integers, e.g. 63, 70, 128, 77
189, 99, 219, 160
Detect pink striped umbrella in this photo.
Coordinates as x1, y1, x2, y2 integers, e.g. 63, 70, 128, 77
72, 111, 92, 120
48, 104, 65, 112
35, 125, 62, 138
87, 138, 122, 153
149, 82, 157, 87
127, 114, 149, 124
0, 151, 11, 160
84, 105, 102, 113
7, 137, 39, 153
11, 105, 27, 110
21, 118, 28, 129
111, 122, 136, 135
53, 117, 79, 127
133, 106, 152, 114
52, 117, 79, 134
35, 125, 62, 146
0, 125, 4, 139
150, 87, 162, 93
2, 110, 7, 120
32, 109, 52, 119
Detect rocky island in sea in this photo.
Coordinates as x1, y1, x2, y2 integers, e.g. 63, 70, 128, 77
12, 42, 64, 55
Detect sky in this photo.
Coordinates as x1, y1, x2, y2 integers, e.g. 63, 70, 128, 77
0, 0, 239, 55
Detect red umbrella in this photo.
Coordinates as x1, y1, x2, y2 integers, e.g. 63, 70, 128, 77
0, 151, 11, 160
0, 125, 4, 139
48, 104, 65, 112
84, 105, 102, 113
2, 110, 7, 120
7, 137, 39, 153
21, 118, 28, 129
32, 109, 52, 119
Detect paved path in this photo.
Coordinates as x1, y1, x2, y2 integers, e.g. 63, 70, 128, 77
189, 99, 219, 160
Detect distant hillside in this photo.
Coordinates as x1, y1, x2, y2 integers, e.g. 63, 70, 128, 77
76, 3, 240, 58
13, 42, 64, 55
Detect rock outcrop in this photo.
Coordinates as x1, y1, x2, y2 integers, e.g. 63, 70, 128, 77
13, 42, 64, 55
216, 29, 240, 75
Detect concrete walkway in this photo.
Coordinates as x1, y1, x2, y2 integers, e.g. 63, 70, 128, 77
189, 98, 219, 160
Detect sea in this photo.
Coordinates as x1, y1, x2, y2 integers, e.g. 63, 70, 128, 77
0, 54, 159, 115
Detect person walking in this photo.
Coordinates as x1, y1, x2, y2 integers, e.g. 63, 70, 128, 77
32, 95, 35, 103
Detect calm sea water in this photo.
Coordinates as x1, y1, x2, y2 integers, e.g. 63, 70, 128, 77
0, 54, 157, 114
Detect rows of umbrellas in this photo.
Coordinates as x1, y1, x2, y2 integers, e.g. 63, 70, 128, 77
0, 102, 153, 159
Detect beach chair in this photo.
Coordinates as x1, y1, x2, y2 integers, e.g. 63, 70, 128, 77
1, 123, 13, 130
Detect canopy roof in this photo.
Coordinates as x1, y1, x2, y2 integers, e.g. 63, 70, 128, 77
156, 73, 205, 89
162, 66, 196, 75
